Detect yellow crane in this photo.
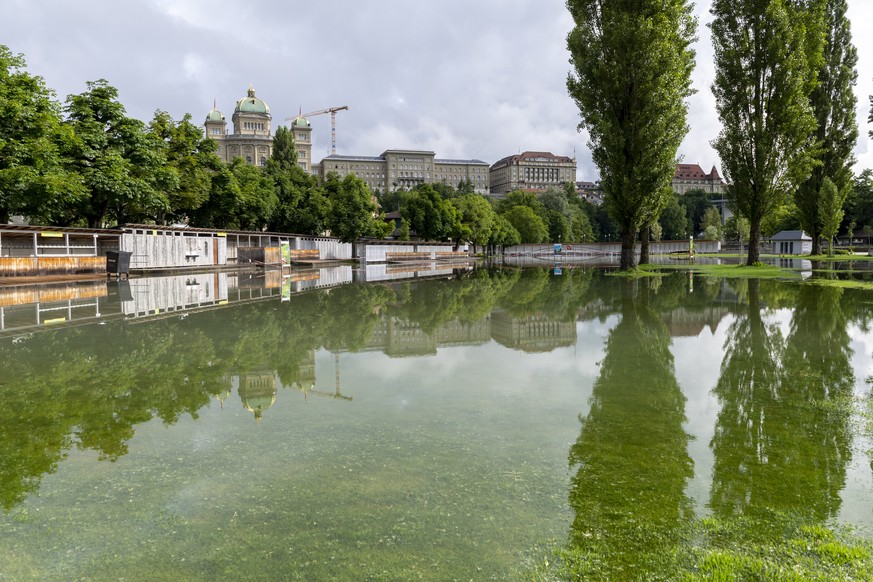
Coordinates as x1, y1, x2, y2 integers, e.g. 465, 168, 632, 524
286, 105, 349, 155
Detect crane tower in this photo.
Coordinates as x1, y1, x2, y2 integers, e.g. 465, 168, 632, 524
286, 105, 349, 155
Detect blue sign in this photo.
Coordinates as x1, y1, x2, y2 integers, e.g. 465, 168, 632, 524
554, 244, 562, 254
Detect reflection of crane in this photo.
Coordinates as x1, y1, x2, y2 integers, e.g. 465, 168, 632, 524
285, 106, 349, 155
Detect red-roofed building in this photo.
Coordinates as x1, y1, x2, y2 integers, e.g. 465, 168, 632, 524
672, 164, 726, 195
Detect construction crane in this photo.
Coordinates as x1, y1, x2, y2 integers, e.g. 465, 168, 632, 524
286, 105, 349, 155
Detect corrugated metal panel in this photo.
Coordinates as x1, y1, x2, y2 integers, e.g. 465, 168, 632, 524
0, 257, 105, 277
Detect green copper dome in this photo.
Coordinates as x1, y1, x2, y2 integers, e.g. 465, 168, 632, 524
206, 108, 225, 122
235, 86, 270, 115
291, 115, 310, 128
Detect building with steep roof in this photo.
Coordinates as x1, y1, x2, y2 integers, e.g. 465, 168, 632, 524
489, 151, 577, 197
316, 149, 490, 194
205, 86, 273, 167
672, 163, 726, 195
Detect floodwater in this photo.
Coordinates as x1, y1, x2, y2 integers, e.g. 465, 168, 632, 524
0, 266, 871, 580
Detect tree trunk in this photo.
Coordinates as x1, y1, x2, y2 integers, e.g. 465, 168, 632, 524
747, 219, 761, 265
621, 228, 637, 270
810, 226, 821, 256
640, 226, 650, 265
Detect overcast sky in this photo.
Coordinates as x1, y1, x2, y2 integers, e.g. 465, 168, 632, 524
2, 1, 872, 182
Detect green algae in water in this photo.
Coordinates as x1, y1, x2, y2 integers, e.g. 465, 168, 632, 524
0, 269, 872, 580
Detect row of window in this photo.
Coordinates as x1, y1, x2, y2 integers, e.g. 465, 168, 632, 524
243, 122, 266, 131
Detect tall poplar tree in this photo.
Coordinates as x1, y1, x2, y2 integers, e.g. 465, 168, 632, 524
566, 0, 697, 270
711, 0, 823, 265
793, 0, 858, 256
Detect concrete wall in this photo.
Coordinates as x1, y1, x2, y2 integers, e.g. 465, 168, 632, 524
357, 242, 457, 263
506, 240, 721, 257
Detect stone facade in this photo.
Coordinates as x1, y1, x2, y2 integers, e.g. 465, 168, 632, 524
489, 151, 577, 197
316, 149, 490, 194
672, 163, 726, 195
205, 86, 272, 166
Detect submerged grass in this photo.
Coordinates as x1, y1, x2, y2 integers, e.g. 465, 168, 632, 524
640, 262, 798, 279
526, 516, 873, 581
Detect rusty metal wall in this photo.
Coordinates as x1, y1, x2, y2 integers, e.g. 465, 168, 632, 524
0, 257, 106, 277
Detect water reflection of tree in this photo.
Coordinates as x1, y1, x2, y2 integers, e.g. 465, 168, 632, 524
387, 268, 520, 334
710, 281, 853, 529
498, 268, 594, 320
566, 278, 693, 576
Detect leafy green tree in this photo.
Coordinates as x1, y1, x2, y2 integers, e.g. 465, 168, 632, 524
569, 205, 594, 242
496, 190, 546, 217
819, 176, 847, 255
191, 163, 238, 228
404, 184, 461, 241
583, 200, 619, 242
503, 205, 548, 244
271, 126, 297, 169
682, 188, 715, 234
711, 0, 823, 264
231, 158, 277, 231
843, 169, 873, 232
456, 178, 474, 196
396, 217, 411, 241
324, 172, 387, 242
539, 187, 571, 217
63, 80, 168, 227
266, 128, 329, 235
701, 206, 723, 240
0, 45, 84, 224
148, 111, 221, 224
546, 209, 571, 243
488, 214, 521, 252
793, 0, 858, 255
567, 0, 697, 269
658, 195, 689, 240
451, 193, 496, 251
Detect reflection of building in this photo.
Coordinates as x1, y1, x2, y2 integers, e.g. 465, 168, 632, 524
362, 314, 492, 357
237, 369, 278, 421
316, 149, 490, 194
490, 310, 576, 353
286, 350, 317, 392
205, 86, 273, 167
660, 307, 730, 338
489, 151, 577, 197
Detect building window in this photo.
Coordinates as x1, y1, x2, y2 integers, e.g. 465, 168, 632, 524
246, 156, 252, 164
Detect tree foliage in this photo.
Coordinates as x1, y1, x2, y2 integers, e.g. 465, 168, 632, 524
148, 111, 221, 224
711, 0, 823, 264
793, 0, 858, 255
503, 205, 548, 244
0, 45, 84, 224
324, 172, 389, 242
567, 0, 697, 268
404, 184, 461, 241
64, 80, 168, 227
